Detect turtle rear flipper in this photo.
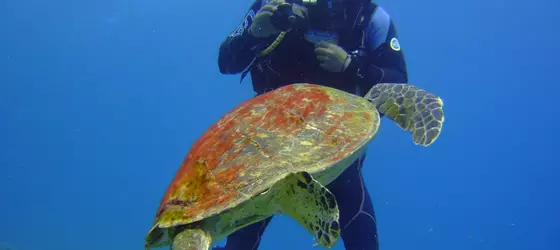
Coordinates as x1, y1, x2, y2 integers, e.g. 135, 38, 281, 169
171, 227, 212, 250
365, 83, 445, 146
274, 171, 341, 248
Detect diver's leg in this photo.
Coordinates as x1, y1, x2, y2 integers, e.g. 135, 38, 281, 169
326, 153, 379, 250
212, 216, 273, 250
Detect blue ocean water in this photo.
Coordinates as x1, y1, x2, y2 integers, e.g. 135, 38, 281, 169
0, 0, 558, 250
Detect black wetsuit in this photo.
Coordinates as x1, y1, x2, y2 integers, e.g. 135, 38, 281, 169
216, 1, 408, 249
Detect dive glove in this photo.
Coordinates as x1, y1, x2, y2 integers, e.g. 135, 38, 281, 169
249, 0, 285, 38
314, 41, 351, 73
250, 0, 307, 37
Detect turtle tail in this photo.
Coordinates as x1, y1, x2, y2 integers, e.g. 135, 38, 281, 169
364, 83, 445, 146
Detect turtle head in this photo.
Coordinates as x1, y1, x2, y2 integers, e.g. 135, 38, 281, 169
145, 225, 172, 250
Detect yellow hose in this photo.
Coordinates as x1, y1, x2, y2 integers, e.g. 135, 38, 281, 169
259, 31, 288, 56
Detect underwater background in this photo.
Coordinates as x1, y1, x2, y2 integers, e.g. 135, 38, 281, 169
1, 0, 558, 250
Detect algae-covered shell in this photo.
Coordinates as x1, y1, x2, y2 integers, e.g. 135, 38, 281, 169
151, 83, 379, 229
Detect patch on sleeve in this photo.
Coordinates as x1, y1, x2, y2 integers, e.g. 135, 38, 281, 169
230, 9, 256, 37
389, 37, 401, 51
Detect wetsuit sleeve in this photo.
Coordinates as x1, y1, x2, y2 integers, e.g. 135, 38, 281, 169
218, 0, 275, 75
343, 5, 409, 95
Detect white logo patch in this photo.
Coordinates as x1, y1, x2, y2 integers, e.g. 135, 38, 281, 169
230, 10, 255, 37
390, 37, 401, 51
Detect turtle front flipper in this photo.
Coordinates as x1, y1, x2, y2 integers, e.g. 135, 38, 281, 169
365, 83, 445, 146
171, 227, 212, 250
274, 171, 340, 248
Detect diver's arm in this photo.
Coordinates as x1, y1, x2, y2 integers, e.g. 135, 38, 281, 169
344, 6, 409, 94
218, 0, 274, 75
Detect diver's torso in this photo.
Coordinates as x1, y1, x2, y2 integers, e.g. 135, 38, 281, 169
259, 29, 358, 94
252, 0, 372, 95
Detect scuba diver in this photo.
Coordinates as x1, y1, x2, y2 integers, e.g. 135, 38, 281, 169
216, 0, 408, 249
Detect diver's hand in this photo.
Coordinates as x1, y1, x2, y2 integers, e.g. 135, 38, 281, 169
249, 0, 285, 38
315, 41, 351, 73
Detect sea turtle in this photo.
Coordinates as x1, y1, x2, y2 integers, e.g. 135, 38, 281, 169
145, 83, 444, 250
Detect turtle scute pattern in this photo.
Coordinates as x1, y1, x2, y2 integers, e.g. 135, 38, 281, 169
154, 83, 378, 227
365, 83, 444, 146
